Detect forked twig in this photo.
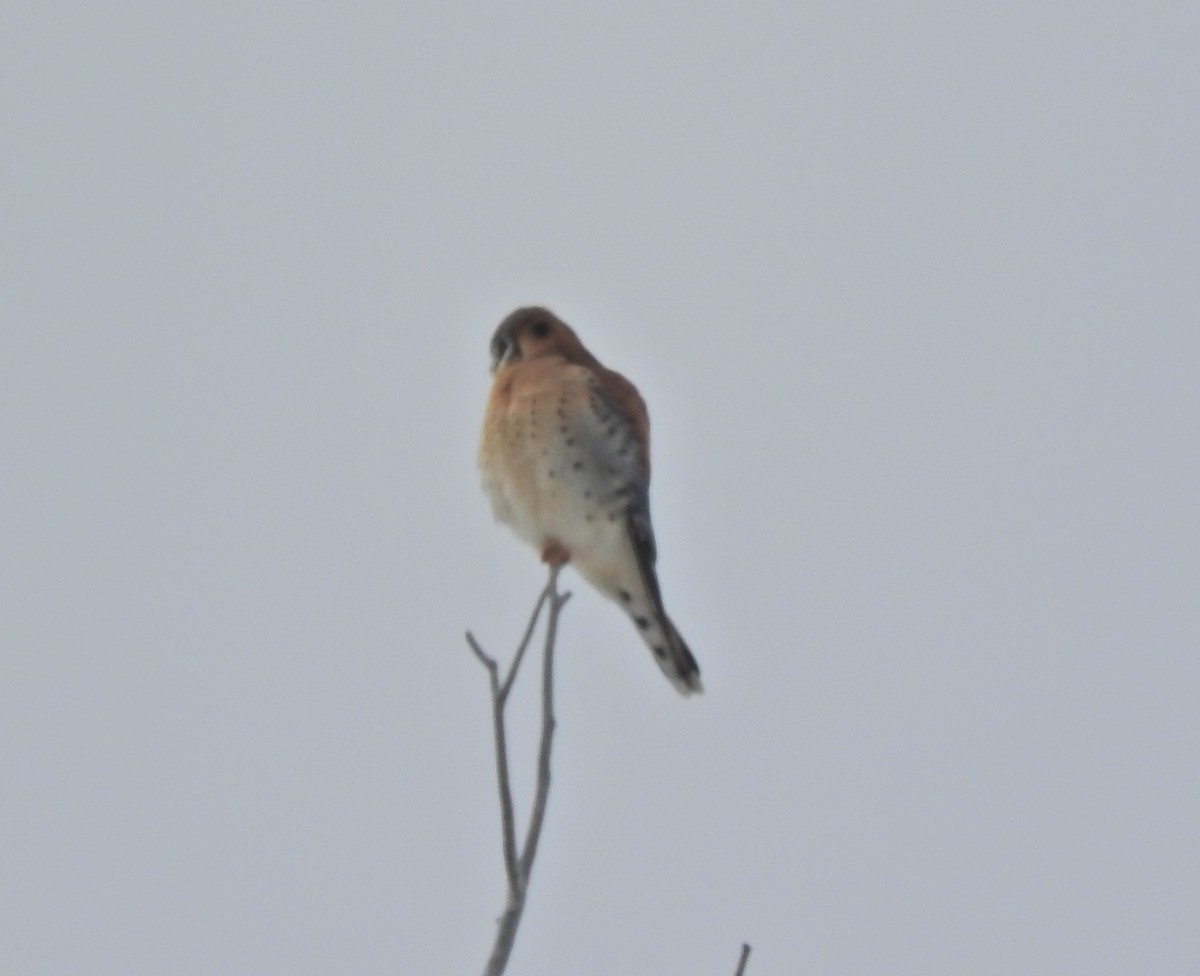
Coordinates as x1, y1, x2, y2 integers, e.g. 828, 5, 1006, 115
466, 566, 570, 976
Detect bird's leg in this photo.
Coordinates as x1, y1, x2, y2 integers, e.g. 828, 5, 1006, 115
539, 540, 571, 566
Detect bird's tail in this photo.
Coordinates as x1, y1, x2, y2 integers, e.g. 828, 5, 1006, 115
627, 606, 703, 697
574, 516, 704, 696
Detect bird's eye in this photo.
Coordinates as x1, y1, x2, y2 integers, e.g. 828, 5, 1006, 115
530, 320, 551, 338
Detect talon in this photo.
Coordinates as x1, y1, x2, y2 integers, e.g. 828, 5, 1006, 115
540, 540, 571, 566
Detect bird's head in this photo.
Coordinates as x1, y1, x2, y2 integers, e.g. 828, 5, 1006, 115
488, 306, 595, 374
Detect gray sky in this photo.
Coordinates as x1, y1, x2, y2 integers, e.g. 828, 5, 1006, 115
3, 2, 1196, 974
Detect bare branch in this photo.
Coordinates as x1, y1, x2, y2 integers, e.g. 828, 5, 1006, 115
733, 943, 752, 976
499, 581, 552, 702
518, 569, 568, 882
469, 566, 570, 976
466, 629, 519, 889
481, 895, 523, 976
465, 631, 497, 675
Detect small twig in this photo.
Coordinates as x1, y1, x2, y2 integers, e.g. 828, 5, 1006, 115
466, 629, 520, 890
468, 566, 570, 976
499, 584, 551, 702
733, 942, 752, 976
518, 570, 569, 882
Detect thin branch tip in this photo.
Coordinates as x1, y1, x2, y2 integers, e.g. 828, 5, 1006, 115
466, 631, 498, 672
472, 575, 569, 976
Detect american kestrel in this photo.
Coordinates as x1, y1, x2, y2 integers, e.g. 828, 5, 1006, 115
478, 306, 702, 696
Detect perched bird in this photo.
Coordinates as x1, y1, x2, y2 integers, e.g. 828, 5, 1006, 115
479, 306, 703, 696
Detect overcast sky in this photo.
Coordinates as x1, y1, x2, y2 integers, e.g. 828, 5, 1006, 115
3, 2, 1197, 974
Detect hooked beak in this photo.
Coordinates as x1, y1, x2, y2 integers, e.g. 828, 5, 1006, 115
489, 333, 515, 374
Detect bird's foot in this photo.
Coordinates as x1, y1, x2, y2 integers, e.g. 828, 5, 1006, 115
540, 540, 571, 566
